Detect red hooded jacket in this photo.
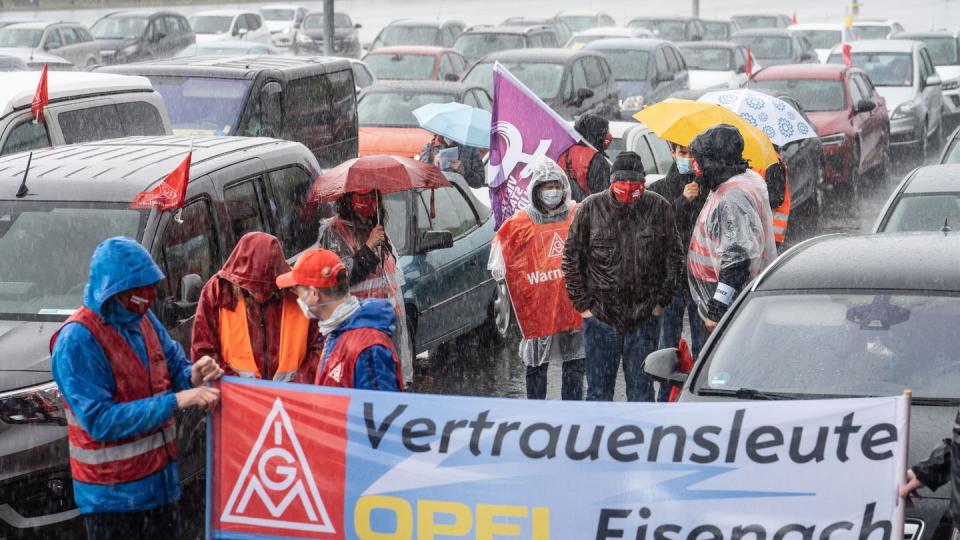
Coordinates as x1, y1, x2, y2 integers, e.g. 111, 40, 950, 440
191, 232, 321, 383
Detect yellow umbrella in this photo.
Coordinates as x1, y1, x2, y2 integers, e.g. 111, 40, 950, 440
633, 99, 778, 170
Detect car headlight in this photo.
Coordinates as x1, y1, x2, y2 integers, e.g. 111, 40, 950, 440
892, 102, 917, 120
943, 78, 960, 91
282, 27, 293, 35
819, 133, 846, 146
296, 33, 313, 44
0, 382, 66, 426
620, 95, 645, 110
121, 44, 138, 56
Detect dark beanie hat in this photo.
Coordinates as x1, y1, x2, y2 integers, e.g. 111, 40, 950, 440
611, 151, 646, 182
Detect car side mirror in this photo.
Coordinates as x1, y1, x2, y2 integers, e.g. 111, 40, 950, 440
155, 31, 167, 41
355, 23, 363, 29
569, 87, 594, 106
236, 28, 248, 37
927, 74, 942, 87
362, 41, 373, 50
736, 65, 747, 74
658, 71, 676, 83
443, 73, 460, 82
417, 230, 454, 254
854, 99, 876, 114
643, 347, 689, 387
179, 273, 203, 305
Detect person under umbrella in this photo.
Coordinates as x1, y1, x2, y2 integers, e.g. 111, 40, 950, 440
414, 102, 489, 188
420, 135, 485, 188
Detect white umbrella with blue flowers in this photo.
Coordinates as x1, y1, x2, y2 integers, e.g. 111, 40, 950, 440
698, 89, 817, 147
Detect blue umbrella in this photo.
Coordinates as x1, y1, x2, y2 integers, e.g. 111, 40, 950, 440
413, 102, 492, 149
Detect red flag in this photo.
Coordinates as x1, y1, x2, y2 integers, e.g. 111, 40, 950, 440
791, 10, 798, 24
745, 46, 753, 75
131, 151, 191, 210
842, 44, 853, 66
31, 64, 48, 124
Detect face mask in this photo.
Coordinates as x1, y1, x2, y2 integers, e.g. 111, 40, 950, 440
117, 285, 156, 315
676, 157, 693, 175
692, 159, 704, 179
539, 188, 565, 208
351, 195, 377, 219
610, 181, 645, 203
296, 297, 320, 320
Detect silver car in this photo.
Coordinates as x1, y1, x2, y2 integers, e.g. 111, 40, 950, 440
0, 21, 100, 68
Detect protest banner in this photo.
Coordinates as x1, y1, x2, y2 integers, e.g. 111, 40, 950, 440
207, 376, 908, 540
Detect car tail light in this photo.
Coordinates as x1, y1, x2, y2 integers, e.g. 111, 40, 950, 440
0, 382, 66, 425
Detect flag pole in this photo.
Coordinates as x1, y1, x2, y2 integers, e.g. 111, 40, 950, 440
174, 142, 194, 224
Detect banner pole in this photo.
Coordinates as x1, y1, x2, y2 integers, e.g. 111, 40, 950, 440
897, 389, 912, 540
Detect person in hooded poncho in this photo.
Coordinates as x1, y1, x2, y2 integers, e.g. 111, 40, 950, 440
556, 114, 612, 201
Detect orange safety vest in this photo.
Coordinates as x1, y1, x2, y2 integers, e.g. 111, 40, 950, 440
218, 292, 310, 382
557, 144, 596, 196
754, 163, 792, 244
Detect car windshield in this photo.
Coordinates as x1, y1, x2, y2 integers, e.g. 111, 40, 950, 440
749, 78, 846, 111
703, 22, 731, 40
733, 16, 780, 29
0, 201, 145, 320
919, 37, 960, 66
92, 17, 148, 39
190, 15, 233, 34
374, 26, 440, 48
178, 44, 271, 57
630, 20, 686, 42
557, 16, 597, 33
733, 35, 792, 59
567, 35, 607, 49
680, 47, 733, 71
855, 25, 892, 40
799, 30, 843, 50
359, 91, 455, 127
454, 34, 526, 61
882, 194, 960, 232
597, 49, 650, 81
0, 28, 43, 48
464, 61, 565, 98
303, 13, 352, 29
364, 53, 436, 80
149, 76, 251, 135
829, 52, 913, 86
260, 9, 295, 22
699, 293, 960, 400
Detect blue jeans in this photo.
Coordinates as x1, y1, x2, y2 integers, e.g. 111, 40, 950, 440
656, 287, 706, 402
583, 315, 660, 402
526, 359, 586, 400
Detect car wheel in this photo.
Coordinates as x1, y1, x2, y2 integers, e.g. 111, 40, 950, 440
873, 146, 891, 184
493, 280, 514, 340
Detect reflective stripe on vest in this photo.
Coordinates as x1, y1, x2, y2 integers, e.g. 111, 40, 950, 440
65, 409, 176, 465
218, 290, 310, 381
771, 184, 791, 243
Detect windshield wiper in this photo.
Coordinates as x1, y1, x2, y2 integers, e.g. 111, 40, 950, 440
698, 387, 797, 400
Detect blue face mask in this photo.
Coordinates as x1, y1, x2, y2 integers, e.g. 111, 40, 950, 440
539, 188, 565, 208
676, 157, 693, 175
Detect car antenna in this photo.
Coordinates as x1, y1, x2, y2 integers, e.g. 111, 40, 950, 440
941, 218, 951, 236
15, 152, 32, 198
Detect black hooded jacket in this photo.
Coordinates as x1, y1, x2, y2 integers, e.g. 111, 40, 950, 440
912, 412, 960, 526
561, 115, 611, 201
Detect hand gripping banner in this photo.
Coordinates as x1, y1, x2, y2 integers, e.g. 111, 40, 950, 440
208, 377, 909, 540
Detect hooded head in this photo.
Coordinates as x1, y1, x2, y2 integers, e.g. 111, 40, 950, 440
574, 114, 610, 153
84, 237, 164, 317
219, 232, 290, 299
689, 124, 749, 190
526, 156, 573, 220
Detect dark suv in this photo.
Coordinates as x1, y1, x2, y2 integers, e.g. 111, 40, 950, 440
0, 135, 323, 538
454, 25, 560, 64
91, 11, 195, 65
99, 55, 358, 168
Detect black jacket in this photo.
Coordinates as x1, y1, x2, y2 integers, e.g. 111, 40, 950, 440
648, 164, 707, 253
562, 144, 612, 202
912, 412, 960, 525
562, 189, 683, 331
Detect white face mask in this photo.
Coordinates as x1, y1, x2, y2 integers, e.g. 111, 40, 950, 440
539, 188, 565, 208
296, 297, 320, 320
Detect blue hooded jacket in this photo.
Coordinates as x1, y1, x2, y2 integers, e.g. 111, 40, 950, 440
51, 237, 194, 514
318, 299, 401, 391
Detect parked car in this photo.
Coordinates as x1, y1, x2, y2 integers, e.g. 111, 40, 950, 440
828, 40, 944, 166
852, 18, 905, 40
732, 29, 818, 66
0, 134, 324, 538
91, 11, 194, 65
749, 64, 890, 202
645, 232, 959, 540
0, 21, 100, 68
463, 48, 620, 120
677, 41, 756, 90
730, 14, 794, 30
605, 120, 675, 184
176, 40, 279, 57
893, 31, 960, 134
788, 23, 859, 62
258, 4, 308, 37
189, 10, 271, 44
702, 19, 742, 41
564, 26, 653, 50
0, 50, 74, 71
358, 81, 491, 157
0, 71, 170, 157
100, 55, 358, 168
0, 19, 35, 30
501, 16, 573, 46
453, 25, 560, 64
362, 46, 467, 82
583, 38, 689, 116
941, 125, 960, 163
873, 164, 960, 232
627, 17, 707, 42
369, 19, 465, 51
553, 10, 617, 33
291, 11, 361, 58
348, 58, 377, 91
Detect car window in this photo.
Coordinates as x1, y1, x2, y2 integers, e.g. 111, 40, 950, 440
848, 77, 865, 104
44, 29, 62, 50
283, 72, 355, 148
542, 31, 559, 48
236, 15, 249, 33
631, 136, 657, 175
648, 134, 674, 173
655, 47, 669, 75
116, 101, 167, 135
474, 89, 492, 111
153, 17, 168, 36
164, 16, 181, 35
571, 59, 588, 91
851, 75, 871, 100
266, 166, 316, 256
439, 54, 456, 78
223, 179, 266, 242
425, 186, 477, 238
59, 102, 165, 144
352, 64, 373, 87
884, 193, 960, 232
158, 198, 218, 303
463, 91, 481, 109
859, 74, 877, 96
77, 27, 94, 41
60, 26, 79, 46
1, 120, 49, 155
527, 33, 544, 48
583, 56, 605, 87
665, 47, 682, 72
921, 49, 936, 79
450, 53, 467, 73
734, 48, 747, 72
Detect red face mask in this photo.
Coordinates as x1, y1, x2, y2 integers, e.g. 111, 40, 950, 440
351, 193, 377, 219
116, 285, 157, 315
603, 132, 613, 150
611, 181, 645, 203
692, 159, 704, 179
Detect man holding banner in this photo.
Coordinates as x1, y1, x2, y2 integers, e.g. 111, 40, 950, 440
488, 156, 585, 400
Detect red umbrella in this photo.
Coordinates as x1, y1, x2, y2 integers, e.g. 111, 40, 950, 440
309, 155, 451, 203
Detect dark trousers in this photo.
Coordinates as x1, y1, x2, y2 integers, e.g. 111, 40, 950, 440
656, 287, 706, 401
84, 503, 180, 540
583, 315, 660, 402
526, 359, 586, 400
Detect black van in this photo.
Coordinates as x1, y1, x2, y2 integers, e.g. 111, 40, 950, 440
0, 135, 322, 537
99, 56, 359, 168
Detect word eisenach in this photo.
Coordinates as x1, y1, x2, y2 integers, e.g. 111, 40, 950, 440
364, 403, 898, 465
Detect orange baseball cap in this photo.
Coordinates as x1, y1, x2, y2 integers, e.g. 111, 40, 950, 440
275, 248, 347, 289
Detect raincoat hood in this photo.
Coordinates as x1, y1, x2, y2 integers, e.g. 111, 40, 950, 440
218, 232, 291, 297
574, 114, 610, 152
334, 299, 397, 338
690, 124, 749, 189
83, 237, 164, 318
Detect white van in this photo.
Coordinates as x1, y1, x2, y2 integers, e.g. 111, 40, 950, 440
0, 71, 171, 156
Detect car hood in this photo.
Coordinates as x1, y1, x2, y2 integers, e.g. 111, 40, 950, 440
95, 37, 137, 52
195, 33, 230, 44
806, 110, 849, 137
616, 80, 651, 100
0, 47, 36, 55
303, 28, 355, 40
876, 86, 917, 115
688, 70, 736, 90
265, 20, 292, 33
0, 319, 57, 392
753, 56, 795, 67
359, 126, 433, 158
936, 65, 960, 83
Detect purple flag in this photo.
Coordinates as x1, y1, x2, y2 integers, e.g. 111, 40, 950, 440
487, 63, 580, 228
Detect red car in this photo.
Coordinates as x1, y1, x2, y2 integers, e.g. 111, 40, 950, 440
361, 46, 469, 82
748, 64, 890, 201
